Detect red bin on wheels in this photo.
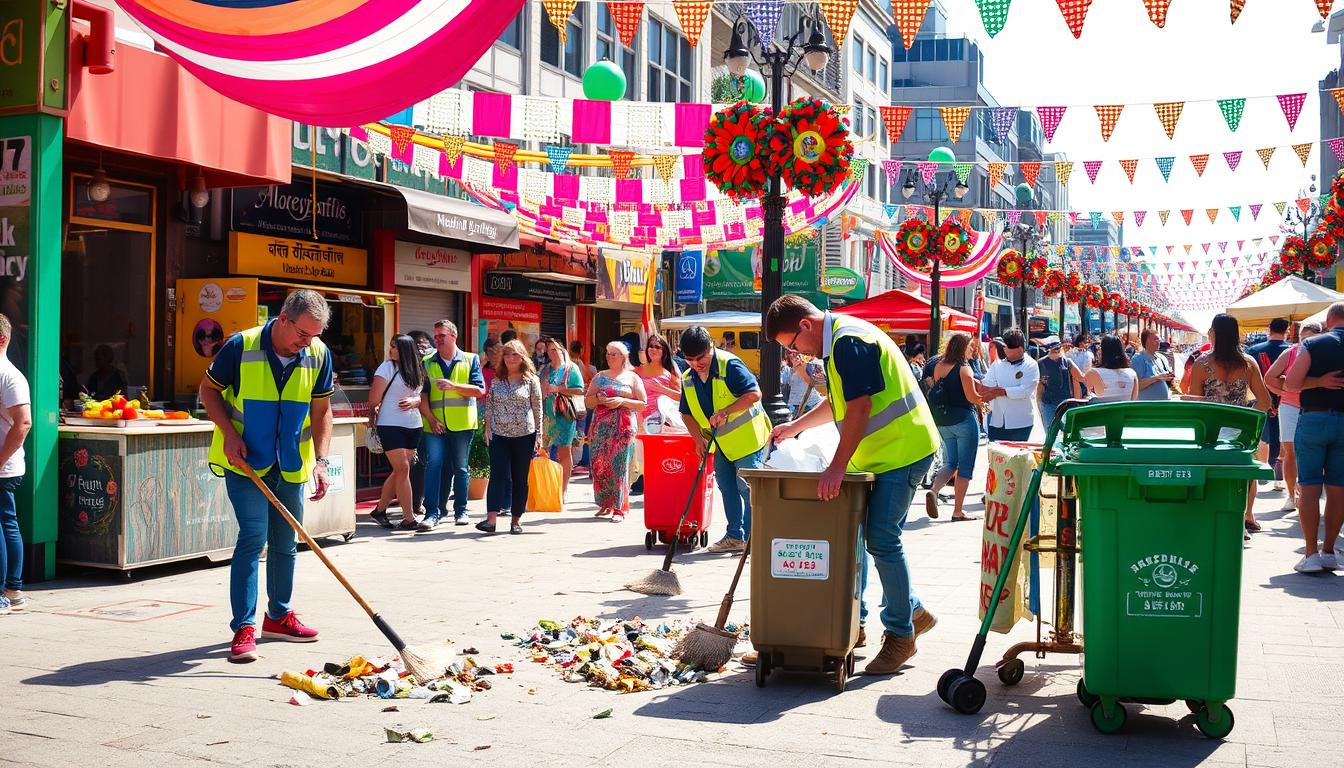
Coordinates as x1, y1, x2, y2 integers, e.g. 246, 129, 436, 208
636, 433, 715, 551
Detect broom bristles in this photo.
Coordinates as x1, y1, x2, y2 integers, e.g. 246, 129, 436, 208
624, 568, 682, 596
674, 622, 739, 671
400, 642, 457, 682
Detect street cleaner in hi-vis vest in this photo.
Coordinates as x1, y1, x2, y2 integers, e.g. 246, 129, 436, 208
761, 295, 941, 676
677, 326, 771, 554
200, 290, 336, 663
416, 320, 485, 531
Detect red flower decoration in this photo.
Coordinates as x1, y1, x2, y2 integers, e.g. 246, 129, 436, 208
703, 101, 773, 200
1308, 234, 1337, 269
894, 219, 933, 272
74, 448, 89, 469
1280, 236, 1307, 271
996, 249, 1025, 287
765, 97, 854, 198
1024, 256, 1048, 288
1083, 284, 1105, 308
1063, 272, 1085, 302
935, 218, 972, 267
106, 480, 118, 497
1041, 268, 1065, 298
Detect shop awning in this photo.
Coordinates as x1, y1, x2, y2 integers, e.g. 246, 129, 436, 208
66, 36, 290, 187
840, 290, 979, 335
397, 186, 520, 251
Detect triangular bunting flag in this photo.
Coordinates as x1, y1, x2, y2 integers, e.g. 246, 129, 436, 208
1033, 211, 1049, 226
652, 154, 677, 184
1111, 211, 1125, 226
1155, 156, 1174, 182
953, 162, 974, 184
1223, 150, 1242, 171
1094, 104, 1123, 141
1181, 209, 1193, 225
1089, 211, 1102, 228
1218, 98, 1245, 132
892, 0, 935, 49
1038, 106, 1066, 142
389, 125, 415, 156
1021, 161, 1042, 187
1153, 101, 1183, 138
939, 106, 972, 144
1293, 142, 1314, 166
1274, 201, 1288, 216
671, 0, 712, 48
1083, 160, 1103, 183
1206, 208, 1220, 224
1007, 210, 1023, 226
542, 0, 579, 42
743, 1, 785, 49
1229, 205, 1241, 222
1144, 0, 1173, 27
607, 2, 645, 46
1331, 88, 1344, 119
988, 162, 1007, 189
442, 135, 466, 165
882, 203, 899, 220
982, 209, 999, 226
1069, 211, 1081, 225
917, 161, 938, 185
493, 141, 519, 173
1202, 243, 1211, 254
1330, 137, 1344, 162
1250, 203, 1262, 220
546, 144, 573, 174
878, 106, 912, 143
976, 0, 1013, 37
1159, 210, 1171, 225
1297, 197, 1312, 214
1189, 154, 1209, 177
1135, 210, 1147, 226
1257, 147, 1276, 169
1184, 244, 1192, 255
881, 159, 902, 185
1316, 0, 1334, 20
1278, 93, 1307, 131
990, 107, 1017, 143
1056, 161, 1073, 186
1055, 0, 1094, 38
819, 0, 860, 46
958, 208, 974, 227
1120, 159, 1138, 183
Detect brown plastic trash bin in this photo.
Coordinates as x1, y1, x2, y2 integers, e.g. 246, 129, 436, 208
739, 468, 875, 693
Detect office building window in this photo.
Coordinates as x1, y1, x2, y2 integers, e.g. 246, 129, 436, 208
541, 8, 586, 77
912, 110, 949, 142
866, 106, 878, 142
647, 19, 693, 103
865, 47, 876, 81
497, 8, 524, 50
597, 5, 637, 92
877, 59, 888, 91
852, 36, 864, 72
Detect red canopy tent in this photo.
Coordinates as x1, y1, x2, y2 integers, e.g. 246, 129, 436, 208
839, 290, 979, 336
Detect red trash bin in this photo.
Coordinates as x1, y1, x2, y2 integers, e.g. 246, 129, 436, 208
636, 433, 715, 551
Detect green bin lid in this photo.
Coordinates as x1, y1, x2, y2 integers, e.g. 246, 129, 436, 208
1054, 401, 1265, 467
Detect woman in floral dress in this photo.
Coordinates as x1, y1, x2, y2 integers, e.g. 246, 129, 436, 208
584, 341, 647, 522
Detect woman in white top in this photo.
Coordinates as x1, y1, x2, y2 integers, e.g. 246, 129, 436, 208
368, 334, 427, 530
1084, 334, 1139, 403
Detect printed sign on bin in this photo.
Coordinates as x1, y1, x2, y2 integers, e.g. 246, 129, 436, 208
770, 538, 829, 580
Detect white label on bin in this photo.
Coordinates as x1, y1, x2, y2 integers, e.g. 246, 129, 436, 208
771, 538, 829, 580
1125, 553, 1204, 619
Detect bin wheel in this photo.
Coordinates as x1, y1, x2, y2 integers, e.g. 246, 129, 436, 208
937, 668, 962, 704
644, 532, 654, 552
755, 656, 770, 688
1195, 703, 1235, 740
656, 531, 668, 545
1089, 701, 1127, 734
1184, 699, 1202, 714
845, 653, 855, 677
1076, 679, 1099, 709
948, 675, 987, 715
700, 531, 709, 548
997, 658, 1025, 687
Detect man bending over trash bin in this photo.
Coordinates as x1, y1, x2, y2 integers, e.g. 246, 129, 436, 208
759, 295, 940, 675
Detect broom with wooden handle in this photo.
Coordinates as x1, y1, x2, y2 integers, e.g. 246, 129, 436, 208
674, 537, 750, 670
241, 464, 453, 681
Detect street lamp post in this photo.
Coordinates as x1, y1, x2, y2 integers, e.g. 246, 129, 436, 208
1284, 175, 1323, 283
1004, 221, 1047, 335
902, 153, 969, 354
723, 10, 832, 425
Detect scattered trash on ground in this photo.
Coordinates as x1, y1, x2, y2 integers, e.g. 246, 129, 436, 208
384, 727, 434, 744
278, 650, 511, 705
593, 708, 614, 719
514, 616, 748, 692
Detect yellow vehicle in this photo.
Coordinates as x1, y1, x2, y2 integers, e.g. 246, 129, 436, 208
660, 311, 764, 372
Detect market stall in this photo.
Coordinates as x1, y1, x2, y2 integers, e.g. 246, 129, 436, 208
56, 417, 361, 571
1224, 276, 1344, 330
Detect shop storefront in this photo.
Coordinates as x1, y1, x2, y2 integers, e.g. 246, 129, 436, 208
477, 241, 595, 353
392, 239, 471, 334
592, 249, 658, 355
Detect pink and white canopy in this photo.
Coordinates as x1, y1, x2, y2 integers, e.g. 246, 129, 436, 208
114, 0, 524, 127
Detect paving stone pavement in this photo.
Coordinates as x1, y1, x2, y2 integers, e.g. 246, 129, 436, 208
3, 449, 1342, 767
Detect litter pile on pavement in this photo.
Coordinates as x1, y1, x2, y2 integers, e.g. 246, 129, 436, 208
511, 616, 748, 692
279, 649, 511, 706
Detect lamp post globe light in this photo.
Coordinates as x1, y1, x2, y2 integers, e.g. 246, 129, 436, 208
901, 146, 968, 355
722, 8, 832, 425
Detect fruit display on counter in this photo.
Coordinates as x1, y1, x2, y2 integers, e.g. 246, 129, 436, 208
78, 393, 192, 422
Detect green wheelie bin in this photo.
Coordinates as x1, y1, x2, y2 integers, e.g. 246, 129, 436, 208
1052, 402, 1272, 739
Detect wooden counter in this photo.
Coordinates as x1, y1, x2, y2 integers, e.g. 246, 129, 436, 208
56, 418, 361, 571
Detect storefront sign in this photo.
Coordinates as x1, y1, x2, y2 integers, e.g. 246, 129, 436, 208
394, 240, 470, 291
479, 296, 542, 323
703, 241, 823, 304
0, 1, 68, 114
820, 266, 866, 300
229, 231, 368, 286
483, 271, 576, 304
597, 250, 654, 305
402, 185, 518, 249
232, 180, 364, 246
478, 296, 542, 353
770, 538, 830, 580
675, 250, 703, 304
0, 135, 31, 283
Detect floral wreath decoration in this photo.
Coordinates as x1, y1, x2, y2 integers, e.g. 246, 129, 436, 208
1063, 271, 1085, 302
1308, 234, 1338, 270
703, 101, 773, 200
893, 218, 934, 271
1104, 292, 1124, 313
996, 249, 1025, 287
1024, 255, 1048, 288
1041, 268, 1065, 298
1279, 235, 1307, 271
935, 218, 972, 267
1083, 283, 1105, 308
766, 97, 854, 198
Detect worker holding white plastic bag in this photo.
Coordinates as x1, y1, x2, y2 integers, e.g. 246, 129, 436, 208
764, 423, 841, 472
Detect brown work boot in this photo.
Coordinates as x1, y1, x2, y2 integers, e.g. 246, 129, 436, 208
856, 626, 867, 648
913, 607, 938, 637
863, 633, 916, 675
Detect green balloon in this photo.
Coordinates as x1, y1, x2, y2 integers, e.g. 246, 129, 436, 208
582, 60, 626, 101
1014, 182, 1034, 206
927, 146, 956, 165
742, 69, 767, 103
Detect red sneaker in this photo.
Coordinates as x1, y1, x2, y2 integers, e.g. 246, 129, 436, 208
229, 626, 258, 663
261, 611, 320, 642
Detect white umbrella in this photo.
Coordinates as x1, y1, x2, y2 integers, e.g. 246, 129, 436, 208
1223, 276, 1344, 328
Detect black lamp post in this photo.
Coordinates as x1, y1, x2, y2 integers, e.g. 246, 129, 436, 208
901, 160, 969, 354
1283, 174, 1323, 283
1003, 220, 1048, 336
723, 10, 832, 425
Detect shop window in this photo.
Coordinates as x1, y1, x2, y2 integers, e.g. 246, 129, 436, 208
497, 8, 525, 51
646, 19, 692, 103
597, 5, 638, 93
541, 7, 586, 77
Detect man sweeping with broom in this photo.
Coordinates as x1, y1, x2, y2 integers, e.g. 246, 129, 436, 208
200, 290, 334, 663
757, 295, 941, 675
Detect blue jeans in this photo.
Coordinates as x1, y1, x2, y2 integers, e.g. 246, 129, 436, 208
224, 471, 304, 632
715, 446, 765, 541
936, 411, 979, 480
858, 453, 934, 637
0, 476, 22, 591
422, 428, 475, 517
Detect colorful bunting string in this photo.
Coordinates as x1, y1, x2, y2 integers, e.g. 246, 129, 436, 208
671, 0, 711, 48
651, 154, 677, 184
1153, 101, 1183, 139
1189, 154, 1209, 177
1095, 104, 1124, 142
878, 106, 912, 144
743, 1, 784, 50
541, 0, 578, 42
607, 2, 644, 47
1278, 92, 1306, 131
1224, 150, 1242, 171
988, 162, 1007, 189
1120, 159, 1138, 184
893, 0, 934, 49
1155, 156, 1174, 182
819, 0, 860, 46
1038, 106, 1067, 142
1056, 161, 1073, 186
976, 0, 1013, 37
1055, 0, 1094, 38
990, 107, 1016, 143
545, 144, 572, 174
1021, 161, 1042, 187
1257, 147, 1276, 168
1293, 142, 1314, 166
493, 141, 519, 173
1083, 160, 1103, 183
939, 106, 972, 144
